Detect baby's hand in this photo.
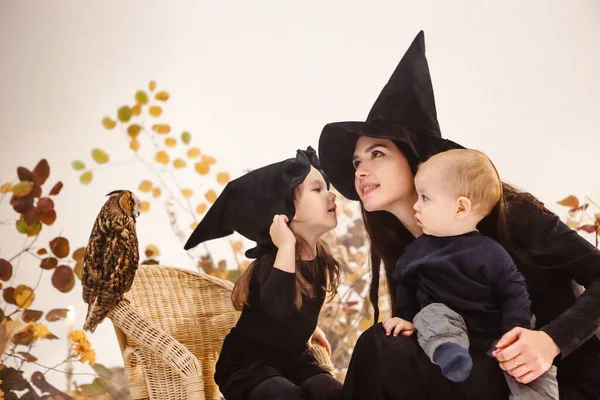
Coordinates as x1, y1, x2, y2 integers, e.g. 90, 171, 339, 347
269, 214, 296, 249
382, 317, 414, 337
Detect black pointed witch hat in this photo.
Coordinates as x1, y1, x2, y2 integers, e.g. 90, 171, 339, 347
183, 146, 329, 258
318, 31, 463, 200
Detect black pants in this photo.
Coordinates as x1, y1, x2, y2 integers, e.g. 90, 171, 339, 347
248, 373, 342, 400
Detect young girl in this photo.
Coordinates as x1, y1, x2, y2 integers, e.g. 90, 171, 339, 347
385, 149, 557, 399
184, 147, 342, 400
318, 31, 600, 399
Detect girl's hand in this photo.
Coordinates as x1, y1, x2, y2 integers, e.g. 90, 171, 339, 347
308, 326, 332, 356
382, 317, 414, 337
269, 214, 296, 249
492, 327, 560, 384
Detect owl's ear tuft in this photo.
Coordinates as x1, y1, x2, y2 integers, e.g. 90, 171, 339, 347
106, 190, 125, 197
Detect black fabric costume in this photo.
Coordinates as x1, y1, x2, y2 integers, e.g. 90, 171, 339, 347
185, 147, 340, 400
319, 31, 600, 399
392, 232, 532, 344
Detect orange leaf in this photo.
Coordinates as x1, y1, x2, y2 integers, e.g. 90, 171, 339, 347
202, 155, 216, 165
205, 189, 217, 204
216, 172, 230, 185
149, 80, 156, 91
72, 247, 86, 262
14, 284, 35, 308
0, 258, 13, 281
149, 106, 162, 117
152, 187, 161, 198
164, 137, 177, 147
196, 203, 207, 215
190, 222, 199, 230
145, 244, 160, 257
155, 151, 170, 165
138, 180, 153, 192
13, 181, 33, 197
181, 188, 193, 198
557, 195, 579, 209
132, 104, 142, 116
187, 147, 200, 158
155, 91, 169, 101
173, 158, 187, 169
0, 182, 13, 194
194, 161, 209, 175
232, 241, 243, 253
140, 201, 150, 212
130, 138, 140, 151
51, 266, 75, 293
49, 237, 70, 258
152, 124, 171, 134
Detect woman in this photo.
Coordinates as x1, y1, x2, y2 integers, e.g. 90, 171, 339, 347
318, 31, 600, 399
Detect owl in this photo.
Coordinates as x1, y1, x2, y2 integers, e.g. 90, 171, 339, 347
82, 190, 140, 333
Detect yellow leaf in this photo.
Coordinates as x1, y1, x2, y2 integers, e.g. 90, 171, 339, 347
102, 117, 116, 129
155, 91, 169, 101
187, 147, 201, 158
155, 151, 170, 165
138, 180, 153, 192
132, 103, 142, 116
152, 124, 171, 134
190, 222, 199, 230
14, 284, 35, 309
202, 155, 216, 165
164, 137, 177, 147
127, 124, 142, 137
194, 161, 210, 175
1, 182, 13, 193
232, 241, 243, 253
140, 201, 150, 213
152, 187, 161, 198
181, 188, 193, 198
216, 172, 230, 185
91, 149, 109, 164
205, 189, 217, 204
173, 158, 187, 169
145, 244, 160, 257
12, 181, 32, 197
149, 106, 162, 117
181, 131, 191, 144
359, 319, 372, 331
117, 106, 132, 123
196, 203, 207, 215
80, 171, 93, 185
135, 90, 148, 105
149, 80, 156, 91
130, 138, 140, 151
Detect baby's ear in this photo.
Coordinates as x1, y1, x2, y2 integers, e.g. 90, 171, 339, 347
456, 196, 472, 217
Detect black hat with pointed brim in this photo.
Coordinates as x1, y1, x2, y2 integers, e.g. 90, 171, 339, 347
318, 31, 463, 201
183, 146, 329, 259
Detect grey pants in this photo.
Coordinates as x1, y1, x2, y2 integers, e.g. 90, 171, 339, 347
413, 303, 558, 400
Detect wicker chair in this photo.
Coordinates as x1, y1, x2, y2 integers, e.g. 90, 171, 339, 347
108, 264, 335, 400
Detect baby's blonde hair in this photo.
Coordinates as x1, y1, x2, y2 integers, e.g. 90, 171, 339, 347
417, 149, 502, 217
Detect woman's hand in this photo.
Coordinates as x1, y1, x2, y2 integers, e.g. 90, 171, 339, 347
492, 327, 560, 384
381, 317, 414, 337
308, 326, 332, 356
269, 214, 296, 249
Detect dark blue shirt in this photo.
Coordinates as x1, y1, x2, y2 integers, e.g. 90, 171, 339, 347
392, 231, 532, 340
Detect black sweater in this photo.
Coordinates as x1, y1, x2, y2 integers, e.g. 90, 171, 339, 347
392, 231, 531, 341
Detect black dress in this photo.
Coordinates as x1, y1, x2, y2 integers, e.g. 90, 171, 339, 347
342, 200, 600, 400
215, 255, 331, 400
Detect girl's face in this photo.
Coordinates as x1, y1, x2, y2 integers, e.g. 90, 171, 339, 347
353, 136, 415, 212
290, 167, 338, 238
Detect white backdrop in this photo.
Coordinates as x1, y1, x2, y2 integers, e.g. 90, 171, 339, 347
1, 0, 599, 389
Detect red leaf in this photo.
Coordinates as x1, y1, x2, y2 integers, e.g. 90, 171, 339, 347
49, 181, 63, 195
51, 266, 75, 293
10, 193, 34, 214
49, 237, 70, 258
0, 258, 13, 281
45, 308, 69, 322
32, 183, 42, 198
40, 257, 58, 270
32, 159, 50, 186
3, 287, 16, 305
23, 207, 41, 226
17, 167, 33, 182
578, 224, 598, 233
39, 209, 57, 226
17, 351, 38, 362
21, 309, 43, 322
37, 197, 54, 213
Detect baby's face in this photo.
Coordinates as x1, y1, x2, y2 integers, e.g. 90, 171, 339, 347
413, 166, 461, 237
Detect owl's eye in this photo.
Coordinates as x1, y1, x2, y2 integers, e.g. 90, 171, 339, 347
129, 201, 134, 207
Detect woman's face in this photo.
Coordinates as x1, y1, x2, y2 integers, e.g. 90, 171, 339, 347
353, 136, 415, 212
